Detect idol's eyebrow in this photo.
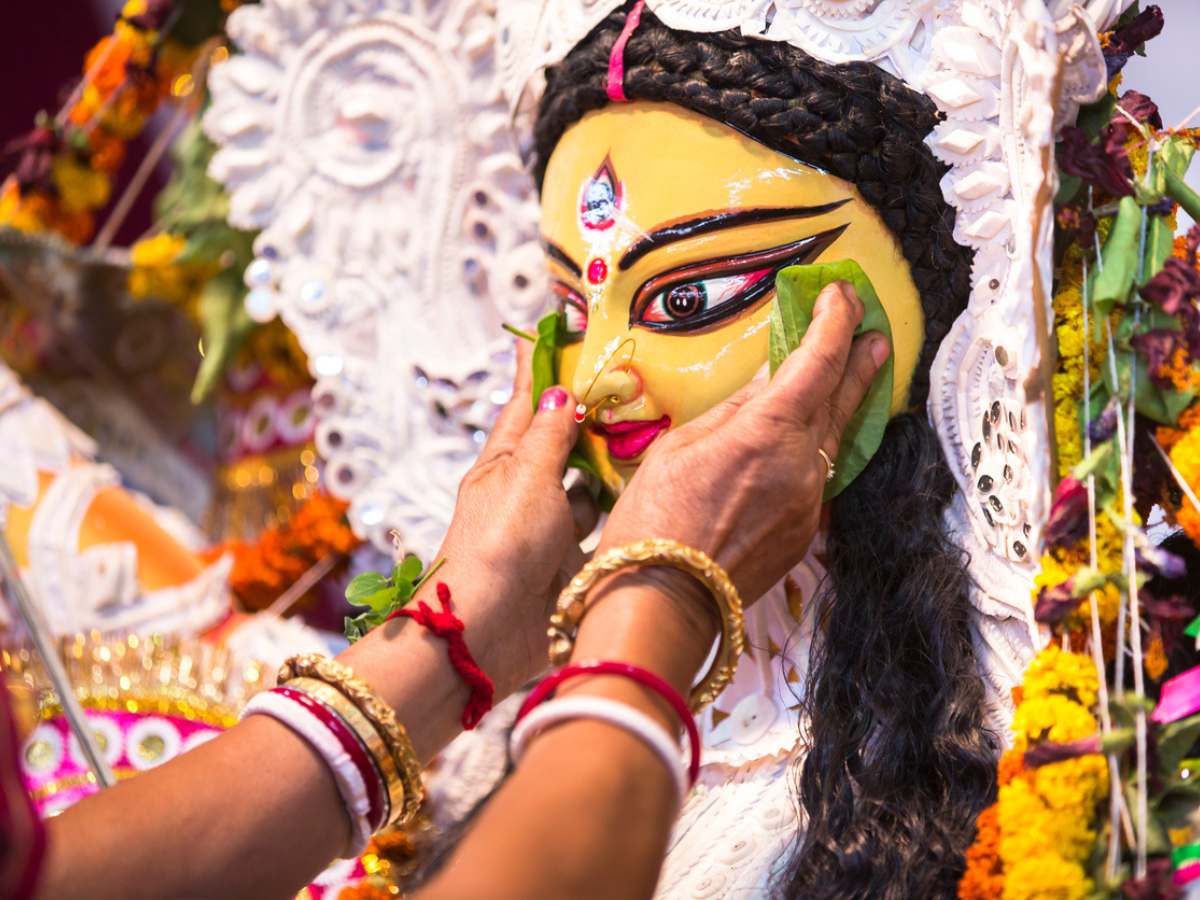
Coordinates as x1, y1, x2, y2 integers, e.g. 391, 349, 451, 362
617, 200, 852, 271
540, 238, 582, 278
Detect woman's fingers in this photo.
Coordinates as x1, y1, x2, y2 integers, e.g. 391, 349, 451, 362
517, 386, 579, 474
478, 340, 537, 464
759, 281, 864, 427
822, 333, 890, 454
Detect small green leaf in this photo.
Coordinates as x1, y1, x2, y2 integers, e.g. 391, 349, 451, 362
1185, 614, 1200, 639
191, 270, 254, 404
1099, 727, 1136, 755
364, 587, 400, 613
769, 261, 894, 501
393, 581, 415, 605
1054, 174, 1083, 208
566, 450, 617, 514
530, 311, 560, 413
1075, 92, 1118, 141
346, 571, 389, 605
1159, 712, 1200, 779
344, 614, 372, 644
1071, 567, 1108, 596
1089, 197, 1142, 338
398, 555, 423, 583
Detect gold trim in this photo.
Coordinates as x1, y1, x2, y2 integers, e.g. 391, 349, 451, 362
549, 538, 745, 712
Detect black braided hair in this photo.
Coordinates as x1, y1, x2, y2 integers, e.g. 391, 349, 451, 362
533, 8, 998, 900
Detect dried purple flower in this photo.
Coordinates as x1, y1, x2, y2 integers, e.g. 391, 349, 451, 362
1121, 857, 1183, 900
1056, 203, 1098, 247
1089, 397, 1121, 444
1104, 6, 1165, 80
3, 127, 60, 195
1138, 544, 1189, 580
1045, 475, 1090, 547
1113, 89, 1163, 132
1130, 328, 1189, 388
1034, 580, 1079, 626
1140, 257, 1200, 316
1023, 735, 1101, 768
1058, 126, 1135, 198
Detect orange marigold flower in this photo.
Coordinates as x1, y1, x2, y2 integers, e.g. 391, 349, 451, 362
86, 129, 126, 173
958, 804, 1003, 900
1147, 631, 1168, 681
997, 748, 1025, 788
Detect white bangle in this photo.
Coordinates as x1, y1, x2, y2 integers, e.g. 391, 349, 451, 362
510, 696, 688, 806
243, 692, 373, 857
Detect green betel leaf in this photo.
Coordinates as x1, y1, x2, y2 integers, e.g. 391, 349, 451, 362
1089, 196, 1142, 338
364, 587, 400, 613
1164, 146, 1200, 226
769, 261, 894, 501
346, 571, 389, 606
530, 311, 560, 413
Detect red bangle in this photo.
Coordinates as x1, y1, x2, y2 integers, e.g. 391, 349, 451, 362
517, 660, 701, 786
273, 685, 388, 831
388, 582, 495, 730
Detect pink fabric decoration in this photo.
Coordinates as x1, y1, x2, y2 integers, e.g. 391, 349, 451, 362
606, 0, 647, 102
1152, 664, 1200, 724
1175, 861, 1200, 886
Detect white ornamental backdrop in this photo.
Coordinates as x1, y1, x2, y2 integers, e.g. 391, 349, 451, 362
204, 0, 546, 557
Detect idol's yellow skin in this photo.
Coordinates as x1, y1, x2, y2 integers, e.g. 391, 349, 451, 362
541, 102, 924, 494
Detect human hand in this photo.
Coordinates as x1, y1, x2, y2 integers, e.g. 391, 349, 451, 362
429, 341, 595, 693
598, 281, 889, 614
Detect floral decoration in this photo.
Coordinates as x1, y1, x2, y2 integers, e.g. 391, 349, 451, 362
0, 0, 217, 244
960, 7, 1200, 897
216, 491, 362, 612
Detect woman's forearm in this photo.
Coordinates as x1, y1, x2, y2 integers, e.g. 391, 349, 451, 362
35, 565, 522, 900
416, 575, 716, 900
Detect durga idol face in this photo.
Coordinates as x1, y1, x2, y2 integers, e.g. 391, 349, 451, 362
540, 102, 925, 496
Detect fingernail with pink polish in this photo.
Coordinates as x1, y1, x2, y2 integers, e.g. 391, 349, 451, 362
538, 387, 569, 412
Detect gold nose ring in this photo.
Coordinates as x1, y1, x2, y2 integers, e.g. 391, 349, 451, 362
574, 338, 636, 423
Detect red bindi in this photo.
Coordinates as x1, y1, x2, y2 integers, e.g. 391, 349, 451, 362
587, 258, 608, 284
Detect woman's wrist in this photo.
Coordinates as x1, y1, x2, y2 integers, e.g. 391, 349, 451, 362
569, 568, 719, 704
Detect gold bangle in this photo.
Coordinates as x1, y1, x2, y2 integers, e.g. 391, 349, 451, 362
278, 654, 424, 825
548, 538, 745, 712
285, 677, 401, 826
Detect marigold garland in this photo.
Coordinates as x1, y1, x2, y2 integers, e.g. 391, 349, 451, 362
219, 491, 362, 612
0, 0, 211, 244
960, 647, 1109, 900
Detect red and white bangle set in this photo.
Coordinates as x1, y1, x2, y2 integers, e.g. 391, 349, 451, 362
510, 660, 703, 807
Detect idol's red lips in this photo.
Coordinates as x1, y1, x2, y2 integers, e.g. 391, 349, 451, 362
590, 416, 671, 461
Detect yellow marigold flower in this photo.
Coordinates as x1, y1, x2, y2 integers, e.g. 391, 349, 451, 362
1001, 854, 1090, 900
1033, 755, 1108, 816
50, 155, 111, 214
131, 233, 187, 267
1012, 694, 1096, 745
1022, 647, 1099, 710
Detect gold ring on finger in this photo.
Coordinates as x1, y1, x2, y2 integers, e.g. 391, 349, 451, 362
817, 448, 835, 483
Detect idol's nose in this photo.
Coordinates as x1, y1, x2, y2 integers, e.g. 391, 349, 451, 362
572, 333, 640, 418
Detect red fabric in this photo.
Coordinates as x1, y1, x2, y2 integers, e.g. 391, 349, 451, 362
0, 672, 46, 900
388, 583, 494, 730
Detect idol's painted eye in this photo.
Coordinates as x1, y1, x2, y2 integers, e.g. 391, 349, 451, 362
641, 270, 773, 326
630, 226, 847, 334
551, 280, 588, 341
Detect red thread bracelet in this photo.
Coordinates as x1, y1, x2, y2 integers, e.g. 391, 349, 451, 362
387, 583, 494, 730
517, 660, 700, 786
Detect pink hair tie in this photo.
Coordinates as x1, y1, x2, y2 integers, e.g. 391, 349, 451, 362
606, 0, 647, 103
517, 659, 700, 786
